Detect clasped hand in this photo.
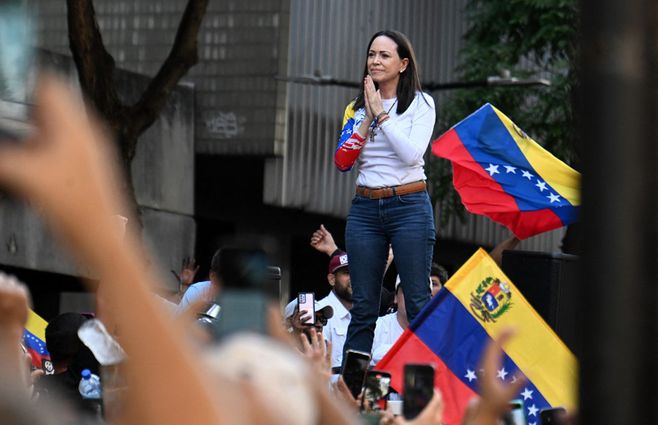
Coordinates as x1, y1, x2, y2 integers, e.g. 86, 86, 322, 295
363, 75, 384, 121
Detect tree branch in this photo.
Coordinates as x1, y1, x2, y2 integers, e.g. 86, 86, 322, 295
126, 0, 209, 148
66, 0, 123, 119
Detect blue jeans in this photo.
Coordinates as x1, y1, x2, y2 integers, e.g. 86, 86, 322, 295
343, 190, 436, 357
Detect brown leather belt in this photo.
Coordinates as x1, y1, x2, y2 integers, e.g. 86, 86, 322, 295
355, 181, 427, 199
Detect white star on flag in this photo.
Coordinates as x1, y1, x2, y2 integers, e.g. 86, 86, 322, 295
528, 405, 539, 416
535, 180, 547, 192
547, 193, 561, 203
511, 375, 518, 383
522, 170, 534, 180
529, 422, 537, 425
464, 369, 477, 382
521, 388, 534, 400
485, 164, 499, 176
496, 367, 508, 380
504, 165, 517, 174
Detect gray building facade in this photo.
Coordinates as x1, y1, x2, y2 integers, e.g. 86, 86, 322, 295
10, 0, 565, 308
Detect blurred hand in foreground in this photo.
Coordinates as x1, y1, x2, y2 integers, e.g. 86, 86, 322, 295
0, 77, 224, 425
466, 328, 526, 425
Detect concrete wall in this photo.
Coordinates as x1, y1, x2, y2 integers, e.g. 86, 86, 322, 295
27, 0, 290, 157
0, 50, 195, 290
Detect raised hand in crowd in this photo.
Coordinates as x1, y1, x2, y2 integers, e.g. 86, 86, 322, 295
286, 304, 312, 337
332, 375, 361, 411
0, 77, 224, 425
465, 329, 526, 425
310, 224, 394, 273
489, 234, 521, 267
299, 328, 332, 384
265, 303, 361, 425
171, 256, 200, 289
310, 224, 339, 256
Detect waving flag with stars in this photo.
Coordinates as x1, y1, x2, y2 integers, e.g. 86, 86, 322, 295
376, 249, 577, 425
432, 104, 580, 239
23, 309, 52, 373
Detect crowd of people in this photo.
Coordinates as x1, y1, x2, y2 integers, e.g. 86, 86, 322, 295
0, 29, 570, 425
0, 77, 566, 425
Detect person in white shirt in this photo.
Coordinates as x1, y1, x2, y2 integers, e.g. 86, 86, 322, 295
176, 250, 222, 315
316, 251, 353, 371
335, 30, 436, 359
371, 275, 409, 364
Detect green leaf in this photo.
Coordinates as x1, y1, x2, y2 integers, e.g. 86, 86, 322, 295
429, 0, 579, 227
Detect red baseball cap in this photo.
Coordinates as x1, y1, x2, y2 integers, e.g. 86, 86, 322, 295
328, 251, 349, 274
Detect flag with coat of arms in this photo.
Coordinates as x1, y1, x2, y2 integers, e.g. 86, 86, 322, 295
376, 248, 577, 425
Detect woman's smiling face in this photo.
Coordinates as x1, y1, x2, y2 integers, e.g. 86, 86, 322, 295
367, 35, 408, 87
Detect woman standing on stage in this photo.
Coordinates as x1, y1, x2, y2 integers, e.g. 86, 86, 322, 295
335, 30, 436, 357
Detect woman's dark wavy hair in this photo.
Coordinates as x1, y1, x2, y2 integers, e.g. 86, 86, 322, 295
353, 30, 423, 115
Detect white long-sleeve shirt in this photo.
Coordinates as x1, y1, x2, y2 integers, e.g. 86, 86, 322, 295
354, 92, 436, 188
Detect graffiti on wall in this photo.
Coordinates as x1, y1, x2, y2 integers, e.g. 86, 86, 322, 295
203, 111, 246, 139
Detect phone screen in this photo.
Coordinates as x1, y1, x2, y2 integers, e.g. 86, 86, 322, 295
341, 349, 371, 399
0, 1, 35, 141
502, 400, 526, 425
403, 364, 435, 420
540, 407, 566, 425
363, 370, 391, 411
297, 292, 315, 325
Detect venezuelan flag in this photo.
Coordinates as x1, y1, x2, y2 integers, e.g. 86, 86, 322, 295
23, 309, 51, 371
432, 104, 580, 239
376, 249, 577, 425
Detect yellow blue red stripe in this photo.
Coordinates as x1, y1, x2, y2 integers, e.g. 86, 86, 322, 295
23, 309, 50, 370
446, 248, 578, 410
432, 104, 580, 239
492, 107, 580, 206
377, 248, 577, 425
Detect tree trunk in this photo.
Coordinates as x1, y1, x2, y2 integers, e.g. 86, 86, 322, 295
67, 0, 209, 232
113, 128, 142, 233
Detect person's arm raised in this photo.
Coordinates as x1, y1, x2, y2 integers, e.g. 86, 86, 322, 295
0, 77, 224, 425
310, 224, 340, 256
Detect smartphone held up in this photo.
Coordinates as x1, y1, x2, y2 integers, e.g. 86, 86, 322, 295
403, 364, 435, 420
362, 370, 391, 411
341, 349, 371, 399
297, 292, 315, 325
